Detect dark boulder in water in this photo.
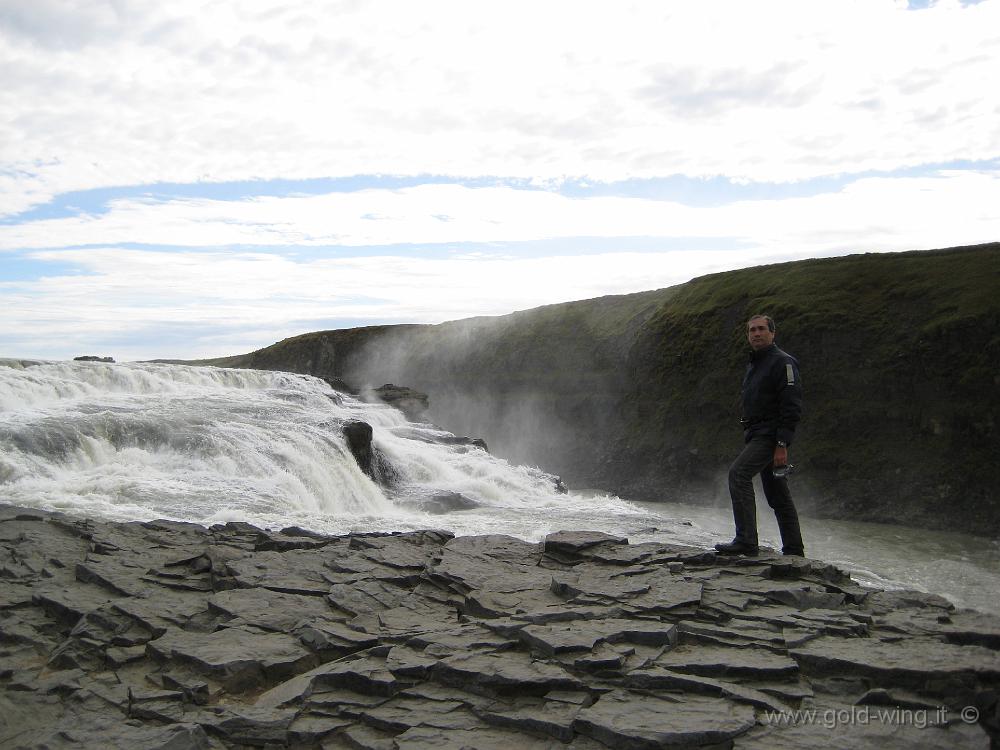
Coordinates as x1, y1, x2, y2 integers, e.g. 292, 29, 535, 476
433, 434, 489, 452
419, 491, 480, 514
322, 376, 355, 394
342, 420, 398, 486
343, 419, 374, 462
73, 355, 115, 362
374, 383, 429, 421
388, 425, 489, 453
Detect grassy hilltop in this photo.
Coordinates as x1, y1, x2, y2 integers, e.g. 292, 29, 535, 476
195, 243, 1000, 535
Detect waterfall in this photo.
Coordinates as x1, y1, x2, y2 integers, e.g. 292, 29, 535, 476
0, 359, 642, 537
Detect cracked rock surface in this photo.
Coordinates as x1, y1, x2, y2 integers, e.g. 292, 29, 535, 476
1, 504, 997, 749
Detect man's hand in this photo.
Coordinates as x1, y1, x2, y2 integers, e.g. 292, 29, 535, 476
773, 445, 788, 467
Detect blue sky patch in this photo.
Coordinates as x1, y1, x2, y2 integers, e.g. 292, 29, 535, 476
0, 253, 92, 282
909, 0, 988, 7
0, 175, 535, 225
7, 236, 752, 263
558, 158, 1000, 205
3, 159, 997, 228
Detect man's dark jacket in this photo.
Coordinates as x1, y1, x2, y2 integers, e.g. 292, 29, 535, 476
740, 344, 802, 446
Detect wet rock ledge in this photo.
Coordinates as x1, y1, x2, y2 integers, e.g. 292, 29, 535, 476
1, 505, 998, 749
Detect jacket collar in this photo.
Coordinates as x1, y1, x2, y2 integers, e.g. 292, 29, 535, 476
749, 343, 778, 362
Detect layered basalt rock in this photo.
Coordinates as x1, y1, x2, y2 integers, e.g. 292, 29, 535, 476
373, 384, 430, 422
1, 506, 997, 748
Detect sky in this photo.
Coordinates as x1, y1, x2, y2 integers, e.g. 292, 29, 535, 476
1, 0, 998, 361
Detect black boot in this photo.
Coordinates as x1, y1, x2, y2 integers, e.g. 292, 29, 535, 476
714, 540, 760, 556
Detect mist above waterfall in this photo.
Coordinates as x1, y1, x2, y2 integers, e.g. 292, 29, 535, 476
338, 303, 642, 482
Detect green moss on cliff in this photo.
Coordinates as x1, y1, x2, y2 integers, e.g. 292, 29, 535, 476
621, 243, 1000, 529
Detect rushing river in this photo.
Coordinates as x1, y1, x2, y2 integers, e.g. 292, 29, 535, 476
2, 358, 998, 616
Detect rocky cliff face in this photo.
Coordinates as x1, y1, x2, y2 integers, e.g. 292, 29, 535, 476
197, 243, 1000, 535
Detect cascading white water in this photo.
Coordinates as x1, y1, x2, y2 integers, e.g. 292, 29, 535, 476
0, 359, 649, 538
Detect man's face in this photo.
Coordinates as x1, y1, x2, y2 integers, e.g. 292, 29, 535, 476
747, 317, 775, 351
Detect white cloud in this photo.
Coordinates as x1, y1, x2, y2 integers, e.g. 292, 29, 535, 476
2, 0, 999, 215
1, 244, 807, 360
2, 0, 997, 360
3, 170, 999, 255
4, 162, 997, 360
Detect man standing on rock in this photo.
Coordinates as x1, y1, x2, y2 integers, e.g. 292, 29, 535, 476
715, 314, 805, 557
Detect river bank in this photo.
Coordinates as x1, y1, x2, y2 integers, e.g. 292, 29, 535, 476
628, 499, 1000, 618
2, 504, 998, 748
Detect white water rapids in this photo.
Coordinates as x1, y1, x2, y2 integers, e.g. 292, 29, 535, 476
0, 359, 646, 539
2, 358, 998, 615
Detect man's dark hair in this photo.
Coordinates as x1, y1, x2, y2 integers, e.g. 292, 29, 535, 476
748, 314, 775, 332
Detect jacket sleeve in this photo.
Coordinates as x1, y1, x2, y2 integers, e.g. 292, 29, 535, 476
775, 356, 803, 446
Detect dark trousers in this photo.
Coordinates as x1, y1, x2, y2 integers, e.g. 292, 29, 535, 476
728, 436, 804, 554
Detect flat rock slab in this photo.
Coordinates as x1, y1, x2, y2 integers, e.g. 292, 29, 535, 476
432, 650, 585, 696
518, 622, 607, 655
624, 666, 794, 713
255, 654, 399, 709
371, 600, 459, 635
551, 567, 704, 614
543, 530, 628, 555
340, 696, 481, 733
474, 695, 588, 741
406, 623, 513, 653
349, 533, 444, 568
464, 586, 565, 618
519, 618, 678, 657
677, 618, 787, 649
148, 627, 316, 691
718, 575, 848, 610
571, 541, 661, 566
209, 587, 340, 631
573, 689, 756, 749
224, 549, 335, 595
876, 608, 1000, 649
551, 569, 653, 601
393, 724, 605, 749
75, 555, 153, 597
23, 722, 219, 750
296, 620, 381, 656
111, 587, 213, 636
184, 704, 299, 745
621, 579, 705, 615
791, 636, 1000, 698
31, 582, 118, 622
430, 535, 551, 593
729, 604, 868, 637
654, 644, 800, 680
